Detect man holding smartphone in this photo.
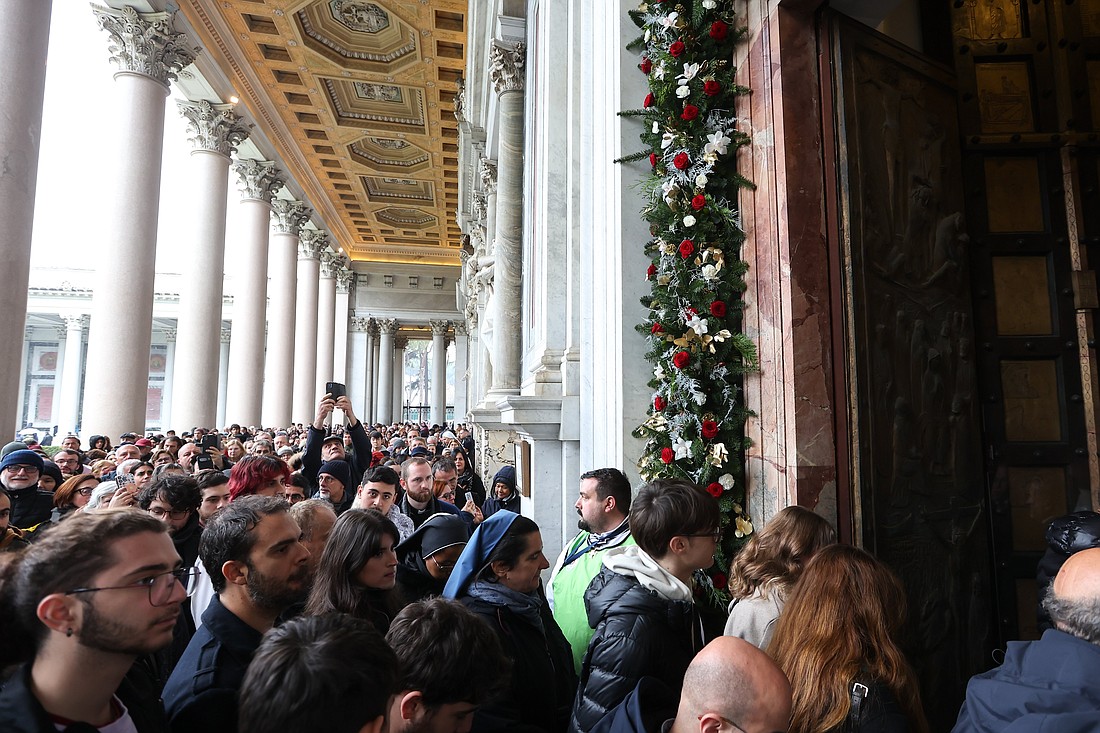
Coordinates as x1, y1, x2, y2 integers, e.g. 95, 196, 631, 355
301, 388, 372, 495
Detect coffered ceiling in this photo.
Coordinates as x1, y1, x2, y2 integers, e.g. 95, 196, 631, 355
180, 0, 467, 265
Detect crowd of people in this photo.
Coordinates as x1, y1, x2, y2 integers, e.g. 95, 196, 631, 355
1, 392, 1100, 732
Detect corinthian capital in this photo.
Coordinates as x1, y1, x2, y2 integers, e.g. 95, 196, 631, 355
92, 5, 198, 87
298, 230, 328, 260
479, 158, 497, 194
235, 159, 283, 203
320, 251, 342, 278
270, 199, 311, 235
489, 42, 526, 95
178, 100, 251, 156
377, 317, 399, 336
429, 319, 450, 336
336, 267, 355, 294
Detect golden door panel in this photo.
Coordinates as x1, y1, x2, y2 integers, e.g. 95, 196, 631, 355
1001, 359, 1063, 441
1007, 466, 1067, 551
984, 158, 1045, 232
1082, 0, 1100, 37
992, 256, 1054, 335
954, 0, 1027, 40
975, 61, 1035, 133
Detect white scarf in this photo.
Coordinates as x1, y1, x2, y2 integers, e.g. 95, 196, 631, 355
602, 545, 693, 602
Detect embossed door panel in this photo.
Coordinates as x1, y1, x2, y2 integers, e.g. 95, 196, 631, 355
828, 17, 992, 729
952, 0, 1097, 650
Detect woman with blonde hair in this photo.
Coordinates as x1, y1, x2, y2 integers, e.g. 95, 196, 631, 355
768, 545, 928, 733
724, 505, 836, 648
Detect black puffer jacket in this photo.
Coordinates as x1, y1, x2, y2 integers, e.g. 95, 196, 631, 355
569, 566, 702, 733
462, 592, 577, 732
1036, 511, 1100, 632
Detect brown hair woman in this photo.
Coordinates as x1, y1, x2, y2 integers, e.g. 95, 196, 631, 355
768, 544, 929, 733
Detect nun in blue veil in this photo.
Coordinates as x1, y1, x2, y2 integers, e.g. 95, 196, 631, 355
443, 510, 577, 732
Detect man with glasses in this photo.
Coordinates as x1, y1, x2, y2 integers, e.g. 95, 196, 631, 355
283, 481, 308, 505
52, 448, 84, 478
164, 496, 311, 733
0, 509, 198, 732
355, 465, 414, 541
0, 449, 53, 532
571, 479, 721, 732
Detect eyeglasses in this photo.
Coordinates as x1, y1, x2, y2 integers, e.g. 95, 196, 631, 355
4, 464, 39, 474
65, 566, 199, 607
149, 506, 190, 520
683, 528, 722, 541
285, 493, 306, 503
76, 486, 97, 497
440, 490, 456, 502
431, 556, 457, 571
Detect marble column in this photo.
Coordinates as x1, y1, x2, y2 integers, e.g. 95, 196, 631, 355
453, 322, 469, 422
161, 329, 177, 432
430, 320, 449, 426
480, 159, 499, 258
375, 318, 398, 425
262, 199, 311, 427
0, 0, 52, 441
172, 100, 250, 430
225, 159, 282, 427
57, 315, 88, 437
217, 327, 230, 428
363, 318, 377, 424
393, 336, 408, 423
487, 41, 526, 396
83, 6, 197, 438
333, 268, 353, 424
293, 231, 325, 422
315, 252, 339, 405
15, 327, 30, 431
347, 317, 368, 420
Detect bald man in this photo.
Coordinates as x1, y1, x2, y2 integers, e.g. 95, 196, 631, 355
591, 637, 791, 733
953, 547, 1100, 732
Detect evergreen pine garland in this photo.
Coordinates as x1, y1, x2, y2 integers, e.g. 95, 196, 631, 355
622, 0, 757, 603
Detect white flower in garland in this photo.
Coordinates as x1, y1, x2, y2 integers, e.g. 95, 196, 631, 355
661, 132, 676, 149
686, 312, 708, 335
676, 85, 691, 99
708, 442, 729, 467
704, 130, 732, 157
652, 121, 660, 134
695, 173, 709, 188
653, 63, 666, 80
654, 363, 666, 380
678, 62, 701, 83
660, 11, 679, 30
701, 264, 718, 280
702, 0, 717, 8
683, 214, 696, 227
718, 473, 735, 490
673, 435, 692, 460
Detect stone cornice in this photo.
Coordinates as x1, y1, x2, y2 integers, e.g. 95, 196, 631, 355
92, 5, 198, 88
178, 99, 251, 156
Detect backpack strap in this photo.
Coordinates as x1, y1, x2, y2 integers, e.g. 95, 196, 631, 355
844, 680, 869, 732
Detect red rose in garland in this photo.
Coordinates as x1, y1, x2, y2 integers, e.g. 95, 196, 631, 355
673, 152, 689, 170
640, 57, 652, 74
706, 482, 723, 497
644, 93, 654, 108
681, 104, 699, 121
712, 572, 728, 590
649, 153, 658, 168
651, 322, 663, 334
679, 238, 695, 259
646, 263, 657, 279
710, 300, 727, 317
702, 420, 719, 439
704, 79, 721, 96
661, 447, 675, 464
669, 40, 685, 57
654, 396, 666, 411
691, 194, 706, 210
673, 350, 690, 369
710, 21, 728, 41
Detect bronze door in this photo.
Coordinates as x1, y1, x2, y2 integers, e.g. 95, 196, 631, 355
952, 0, 1100, 644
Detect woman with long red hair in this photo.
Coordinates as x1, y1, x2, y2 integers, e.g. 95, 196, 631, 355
768, 544, 929, 733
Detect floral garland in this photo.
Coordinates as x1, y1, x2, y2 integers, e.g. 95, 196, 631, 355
622, 0, 757, 602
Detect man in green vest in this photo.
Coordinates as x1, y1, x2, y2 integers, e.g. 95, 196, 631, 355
548, 467, 635, 672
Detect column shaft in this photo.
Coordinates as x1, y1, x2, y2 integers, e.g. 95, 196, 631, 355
172, 149, 231, 429
264, 230, 298, 426
376, 321, 396, 425
367, 328, 379, 423
490, 89, 525, 394
453, 327, 469, 420
292, 243, 321, 422
225, 198, 272, 426
430, 322, 448, 425
0, 0, 51, 441
393, 342, 406, 423
57, 316, 87, 437
217, 329, 230, 428
161, 332, 176, 432
315, 266, 337, 402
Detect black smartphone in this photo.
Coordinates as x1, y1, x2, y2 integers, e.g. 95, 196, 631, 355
194, 455, 215, 471
326, 382, 346, 399
200, 434, 219, 452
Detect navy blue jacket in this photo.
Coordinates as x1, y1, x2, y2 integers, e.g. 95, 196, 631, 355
162, 595, 264, 733
952, 629, 1100, 732
589, 677, 677, 733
